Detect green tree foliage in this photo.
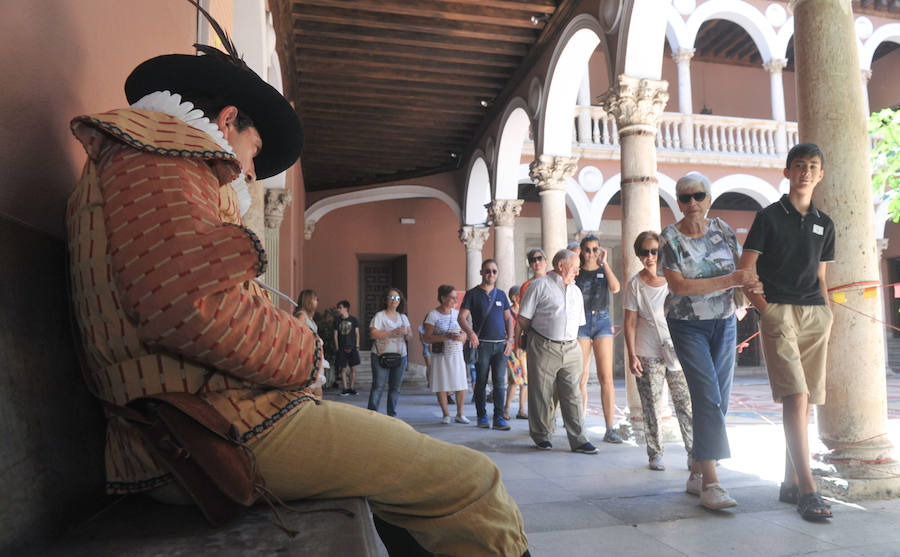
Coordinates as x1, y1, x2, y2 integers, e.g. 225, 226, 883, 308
870, 108, 900, 220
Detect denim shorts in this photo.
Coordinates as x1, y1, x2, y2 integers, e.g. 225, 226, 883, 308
577, 309, 613, 339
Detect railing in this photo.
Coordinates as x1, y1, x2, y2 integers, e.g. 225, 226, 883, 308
572, 107, 879, 158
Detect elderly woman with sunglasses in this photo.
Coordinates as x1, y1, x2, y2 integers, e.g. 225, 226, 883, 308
658, 172, 760, 511
624, 231, 693, 473
575, 234, 621, 442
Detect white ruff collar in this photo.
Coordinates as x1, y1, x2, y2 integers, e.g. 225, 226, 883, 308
130, 90, 251, 216
130, 90, 234, 154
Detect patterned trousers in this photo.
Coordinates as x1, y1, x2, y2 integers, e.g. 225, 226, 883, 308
635, 356, 694, 461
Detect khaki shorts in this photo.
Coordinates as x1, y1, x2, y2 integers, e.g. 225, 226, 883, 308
759, 303, 832, 404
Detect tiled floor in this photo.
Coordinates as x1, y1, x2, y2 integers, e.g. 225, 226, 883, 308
329, 372, 900, 556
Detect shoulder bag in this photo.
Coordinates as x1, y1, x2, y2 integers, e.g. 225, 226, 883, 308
377, 314, 407, 369
464, 289, 496, 364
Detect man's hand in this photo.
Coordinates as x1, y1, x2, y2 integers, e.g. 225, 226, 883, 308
503, 339, 513, 357
629, 354, 643, 378
467, 332, 480, 348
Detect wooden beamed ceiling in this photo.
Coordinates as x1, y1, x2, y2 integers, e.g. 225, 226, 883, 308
286, 0, 560, 192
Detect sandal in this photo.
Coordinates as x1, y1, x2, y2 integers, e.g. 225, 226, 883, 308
797, 492, 833, 520
779, 483, 799, 504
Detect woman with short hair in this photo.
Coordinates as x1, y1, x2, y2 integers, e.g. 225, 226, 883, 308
659, 171, 759, 510
423, 285, 469, 424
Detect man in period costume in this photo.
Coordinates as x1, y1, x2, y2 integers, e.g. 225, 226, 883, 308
65, 9, 527, 555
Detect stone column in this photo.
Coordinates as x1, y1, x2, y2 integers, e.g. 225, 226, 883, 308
242, 180, 267, 241
861, 69, 872, 118
459, 225, 491, 290
486, 199, 523, 293
877, 238, 892, 375
672, 48, 695, 150
263, 188, 291, 290
763, 58, 789, 156
529, 155, 578, 258
600, 75, 669, 434
576, 68, 592, 143
792, 0, 900, 498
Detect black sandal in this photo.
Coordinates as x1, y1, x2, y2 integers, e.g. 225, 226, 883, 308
779, 483, 798, 504
797, 492, 833, 520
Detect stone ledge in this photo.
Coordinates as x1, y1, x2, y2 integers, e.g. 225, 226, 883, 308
42, 496, 384, 557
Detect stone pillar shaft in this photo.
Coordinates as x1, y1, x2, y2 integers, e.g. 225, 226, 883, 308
577, 68, 592, 143
861, 69, 872, 118
459, 225, 491, 290
263, 189, 292, 291
793, 0, 898, 498
601, 74, 669, 429
764, 58, 789, 156
672, 49, 695, 150
486, 200, 523, 294
529, 155, 578, 258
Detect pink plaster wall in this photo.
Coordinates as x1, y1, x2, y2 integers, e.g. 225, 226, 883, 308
690, 60, 772, 119
869, 47, 900, 112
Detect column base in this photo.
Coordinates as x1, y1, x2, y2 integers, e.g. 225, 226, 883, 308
813, 440, 900, 500
816, 467, 900, 501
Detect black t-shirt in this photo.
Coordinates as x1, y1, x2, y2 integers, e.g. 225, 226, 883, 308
743, 195, 835, 305
575, 267, 610, 312
336, 316, 359, 350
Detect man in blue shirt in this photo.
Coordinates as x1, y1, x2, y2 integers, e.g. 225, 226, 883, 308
459, 259, 515, 429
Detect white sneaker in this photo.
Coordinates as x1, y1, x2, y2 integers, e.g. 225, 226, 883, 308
441, 415, 452, 424
686, 474, 702, 496
454, 415, 470, 424
700, 483, 737, 510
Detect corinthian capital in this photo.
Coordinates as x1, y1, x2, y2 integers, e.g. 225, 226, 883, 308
763, 58, 788, 74
264, 189, 292, 230
303, 219, 316, 240
671, 48, 695, 65
459, 225, 490, 251
486, 199, 523, 227
529, 154, 578, 192
599, 75, 669, 128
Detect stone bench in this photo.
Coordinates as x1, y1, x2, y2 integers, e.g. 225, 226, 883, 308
42, 496, 385, 556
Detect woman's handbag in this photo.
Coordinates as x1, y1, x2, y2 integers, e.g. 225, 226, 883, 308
430, 341, 444, 354
378, 352, 403, 369
637, 278, 682, 372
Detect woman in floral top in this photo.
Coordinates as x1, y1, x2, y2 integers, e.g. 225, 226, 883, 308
658, 172, 759, 511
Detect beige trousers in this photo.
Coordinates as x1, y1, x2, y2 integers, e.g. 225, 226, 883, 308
526, 335, 589, 449
252, 400, 528, 557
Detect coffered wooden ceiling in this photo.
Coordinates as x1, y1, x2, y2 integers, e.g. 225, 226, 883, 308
273, 0, 563, 192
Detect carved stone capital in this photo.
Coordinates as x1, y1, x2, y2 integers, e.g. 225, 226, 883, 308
671, 48, 695, 65
763, 58, 788, 74
529, 154, 579, 192
599, 75, 670, 128
264, 189, 292, 230
458, 225, 490, 251
303, 219, 316, 240
486, 199, 523, 228
862, 68, 873, 83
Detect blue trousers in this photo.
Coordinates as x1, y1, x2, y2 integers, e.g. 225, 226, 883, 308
474, 341, 507, 419
368, 354, 407, 417
667, 316, 736, 461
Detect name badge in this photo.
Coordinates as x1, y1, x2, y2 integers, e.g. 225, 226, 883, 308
812, 224, 824, 236
596, 272, 604, 279
710, 234, 723, 244
495, 301, 502, 307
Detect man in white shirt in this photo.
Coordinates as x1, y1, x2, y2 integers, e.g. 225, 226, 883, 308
518, 250, 598, 454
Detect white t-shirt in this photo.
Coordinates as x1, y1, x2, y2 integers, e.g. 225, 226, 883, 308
623, 273, 671, 359
370, 311, 410, 356
424, 308, 463, 354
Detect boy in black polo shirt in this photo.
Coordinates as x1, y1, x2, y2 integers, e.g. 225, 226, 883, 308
740, 142, 835, 520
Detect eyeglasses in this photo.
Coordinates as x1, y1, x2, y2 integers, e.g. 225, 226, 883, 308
677, 191, 707, 204
387, 295, 401, 301
529, 255, 544, 263
482, 268, 498, 275
637, 248, 658, 257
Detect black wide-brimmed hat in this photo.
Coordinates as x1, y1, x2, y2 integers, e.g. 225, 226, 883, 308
124, 3, 301, 180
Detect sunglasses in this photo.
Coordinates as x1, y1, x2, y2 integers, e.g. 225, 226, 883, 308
529, 255, 545, 263
585, 246, 601, 253
387, 295, 401, 301
637, 248, 658, 257
677, 191, 707, 204
482, 269, 499, 275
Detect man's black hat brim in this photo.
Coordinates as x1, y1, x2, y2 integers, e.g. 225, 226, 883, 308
125, 54, 302, 180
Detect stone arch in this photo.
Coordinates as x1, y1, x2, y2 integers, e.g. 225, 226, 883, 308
861, 23, 900, 70
592, 173, 683, 225
305, 185, 462, 226
617, 0, 680, 79
774, 17, 864, 68
495, 100, 533, 200
464, 154, 492, 225
709, 174, 780, 208
539, 14, 603, 156
515, 163, 590, 231
685, 0, 777, 62
665, 3, 691, 52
